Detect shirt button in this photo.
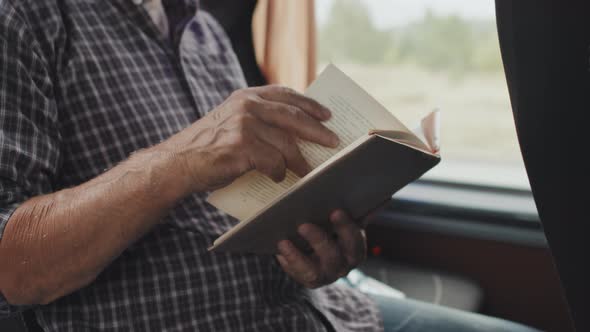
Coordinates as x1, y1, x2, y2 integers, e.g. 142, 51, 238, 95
132, 0, 143, 5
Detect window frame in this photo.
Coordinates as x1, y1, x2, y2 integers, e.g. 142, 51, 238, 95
375, 179, 546, 248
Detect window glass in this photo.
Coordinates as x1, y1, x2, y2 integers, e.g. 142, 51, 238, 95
316, 0, 530, 190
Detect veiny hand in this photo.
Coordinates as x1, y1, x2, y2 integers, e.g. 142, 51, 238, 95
156, 85, 339, 193
276, 210, 368, 289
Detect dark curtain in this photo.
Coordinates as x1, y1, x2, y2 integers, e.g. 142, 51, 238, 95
495, 1, 590, 331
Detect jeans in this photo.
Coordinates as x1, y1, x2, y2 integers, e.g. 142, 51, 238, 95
369, 295, 542, 332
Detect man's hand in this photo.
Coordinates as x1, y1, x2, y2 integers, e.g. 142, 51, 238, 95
276, 210, 368, 289
0, 85, 338, 305
158, 85, 339, 193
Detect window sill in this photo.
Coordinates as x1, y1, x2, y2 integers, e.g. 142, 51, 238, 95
375, 180, 547, 248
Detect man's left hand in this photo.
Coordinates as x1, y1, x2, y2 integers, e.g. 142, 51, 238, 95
276, 210, 368, 289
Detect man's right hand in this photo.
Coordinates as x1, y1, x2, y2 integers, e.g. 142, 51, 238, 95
158, 85, 340, 193
0, 85, 339, 305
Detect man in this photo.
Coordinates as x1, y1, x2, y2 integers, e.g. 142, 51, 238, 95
0, 0, 540, 331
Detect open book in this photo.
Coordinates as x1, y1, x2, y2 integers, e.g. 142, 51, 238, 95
207, 64, 441, 254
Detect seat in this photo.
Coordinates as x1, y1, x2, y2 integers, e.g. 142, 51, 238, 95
360, 257, 483, 312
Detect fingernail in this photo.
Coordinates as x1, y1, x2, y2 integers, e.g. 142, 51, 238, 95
330, 133, 340, 147
276, 255, 288, 266
322, 108, 332, 119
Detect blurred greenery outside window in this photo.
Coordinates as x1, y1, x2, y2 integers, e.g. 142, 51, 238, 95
316, 0, 530, 190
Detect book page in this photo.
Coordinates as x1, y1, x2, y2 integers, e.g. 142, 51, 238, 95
207, 64, 412, 221
412, 110, 440, 153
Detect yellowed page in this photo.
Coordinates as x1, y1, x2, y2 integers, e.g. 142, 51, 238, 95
207, 64, 411, 221
412, 109, 440, 153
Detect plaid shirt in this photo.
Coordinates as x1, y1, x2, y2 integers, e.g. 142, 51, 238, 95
0, 0, 382, 331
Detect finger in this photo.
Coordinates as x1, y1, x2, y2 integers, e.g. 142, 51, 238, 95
277, 255, 321, 288
277, 240, 322, 287
249, 100, 340, 148
330, 210, 367, 268
246, 139, 287, 182
298, 223, 348, 279
254, 85, 332, 121
249, 120, 311, 177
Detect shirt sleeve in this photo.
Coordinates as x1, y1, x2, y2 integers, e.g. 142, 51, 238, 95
0, 3, 61, 317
